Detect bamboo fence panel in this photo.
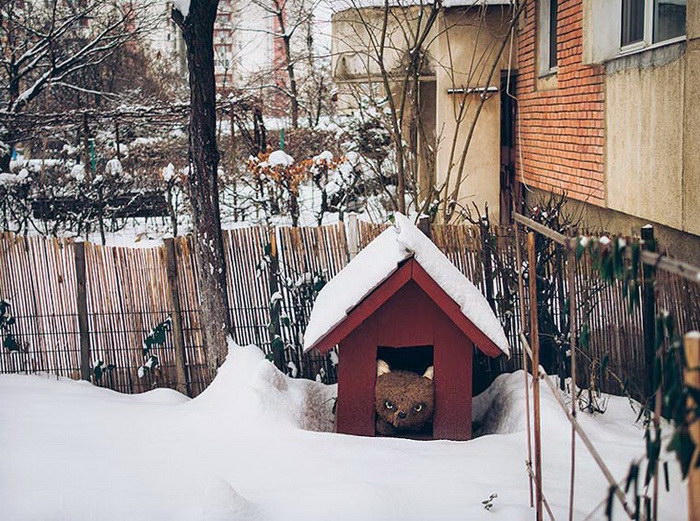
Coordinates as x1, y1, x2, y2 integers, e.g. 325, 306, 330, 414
572, 254, 647, 400
83, 242, 175, 394
277, 222, 349, 380
172, 236, 208, 396
223, 226, 271, 351
357, 220, 387, 249
0, 234, 79, 377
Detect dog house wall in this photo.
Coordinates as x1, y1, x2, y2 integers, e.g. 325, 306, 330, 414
337, 279, 475, 440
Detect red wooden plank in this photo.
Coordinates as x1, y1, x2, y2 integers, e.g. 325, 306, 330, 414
433, 316, 473, 440
336, 326, 377, 437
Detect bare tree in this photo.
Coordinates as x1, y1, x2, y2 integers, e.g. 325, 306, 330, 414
239, 0, 325, 129
173, 1, 231, 373
331, 0, 526, 221
0, 0, 157, 170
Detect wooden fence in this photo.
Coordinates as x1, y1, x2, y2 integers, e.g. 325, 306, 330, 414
1, 216, 698, 401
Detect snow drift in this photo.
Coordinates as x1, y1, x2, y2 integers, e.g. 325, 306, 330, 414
0, 341, 685, 521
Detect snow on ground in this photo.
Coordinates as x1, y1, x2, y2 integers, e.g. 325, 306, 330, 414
0, 341, 686, 521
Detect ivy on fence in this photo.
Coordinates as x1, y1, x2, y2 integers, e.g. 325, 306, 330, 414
0, 299, 19, 352
573, 232, 698, 521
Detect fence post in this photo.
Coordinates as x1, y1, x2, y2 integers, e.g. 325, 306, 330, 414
514, 223, 534, 507
567, 246, 578, 521
268, 229, 285, 371
164, 238, 189, 396
417, 214, 432, 239
346, 213, 359, 260
74, 240, 91, 381
528, 231, 544, 521
686, 331, 700, 521
641, 225, 657, 401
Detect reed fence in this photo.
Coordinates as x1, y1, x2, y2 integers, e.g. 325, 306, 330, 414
1, 215, 698, 404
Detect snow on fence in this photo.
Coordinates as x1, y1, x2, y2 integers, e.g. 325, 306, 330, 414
1, 218, 698, 403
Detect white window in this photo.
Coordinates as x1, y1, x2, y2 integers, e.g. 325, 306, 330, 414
537, 0, 558, 76
621, 0, 686, 51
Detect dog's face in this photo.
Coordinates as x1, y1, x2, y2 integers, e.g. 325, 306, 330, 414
375, 360, 434, 432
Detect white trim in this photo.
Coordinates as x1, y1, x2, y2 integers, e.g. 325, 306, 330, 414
619, 34, 686, 57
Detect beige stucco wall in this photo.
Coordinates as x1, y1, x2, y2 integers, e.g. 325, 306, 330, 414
433, 8, 511, 221
683, 6, 700, 235
331, 6, 514, 222
605, 5, 700, 237
605, 52, 685, 230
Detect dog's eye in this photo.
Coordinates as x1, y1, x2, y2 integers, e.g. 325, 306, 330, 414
413, 403, 424, 412
385, 400, 394, 409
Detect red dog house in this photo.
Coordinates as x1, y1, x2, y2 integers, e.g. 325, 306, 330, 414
304, 214, 509, 441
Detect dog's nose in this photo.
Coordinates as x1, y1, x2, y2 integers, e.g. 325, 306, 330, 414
398, 411, 407, 419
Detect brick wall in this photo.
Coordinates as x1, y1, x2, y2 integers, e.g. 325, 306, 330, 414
515, 0, 605, 205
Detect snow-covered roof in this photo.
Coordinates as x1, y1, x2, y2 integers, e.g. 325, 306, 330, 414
303, 213, 509, 355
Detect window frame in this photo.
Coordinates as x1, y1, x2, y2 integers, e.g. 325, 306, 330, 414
537, 0, 559, 77
620, 0, 686, 55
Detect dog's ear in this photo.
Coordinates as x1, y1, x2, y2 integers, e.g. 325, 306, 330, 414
377, 359, 391, 377
422, 366, 434, 380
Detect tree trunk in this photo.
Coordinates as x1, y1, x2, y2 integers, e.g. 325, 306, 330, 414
173, 1, 231, 375
283, 35, 299, 129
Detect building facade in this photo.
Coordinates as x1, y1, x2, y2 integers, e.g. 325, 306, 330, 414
515, 0, 698, 263
331, 1, 515, 222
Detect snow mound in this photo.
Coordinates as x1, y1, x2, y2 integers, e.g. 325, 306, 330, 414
268, 150, 294, 167
303, 213, 509, 355
192, 339, 336, 433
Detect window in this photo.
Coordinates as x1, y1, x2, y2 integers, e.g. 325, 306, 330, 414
548, 0, 558, 69
621, 0, 686, 49
538, 0, 559, 76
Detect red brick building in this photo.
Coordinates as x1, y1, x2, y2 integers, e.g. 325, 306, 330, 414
513, 0, 698, 263
515, 0, 605, 205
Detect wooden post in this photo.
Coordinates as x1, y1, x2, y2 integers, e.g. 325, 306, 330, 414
567, 247, 578, 521
515, 223, 534, 507
528, 232, 544, 521
268, 229, 285, 371
346, 213, 360, 260
417, 214, 432, 240
114, 119, 121, 160
686, 331, 700, 521
164, 238, 190, 396
74, 240, 91, 381
641, 225, 657, 401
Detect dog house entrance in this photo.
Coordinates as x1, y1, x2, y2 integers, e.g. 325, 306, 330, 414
375, 345, 434, 439
376, 345, 433, 374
